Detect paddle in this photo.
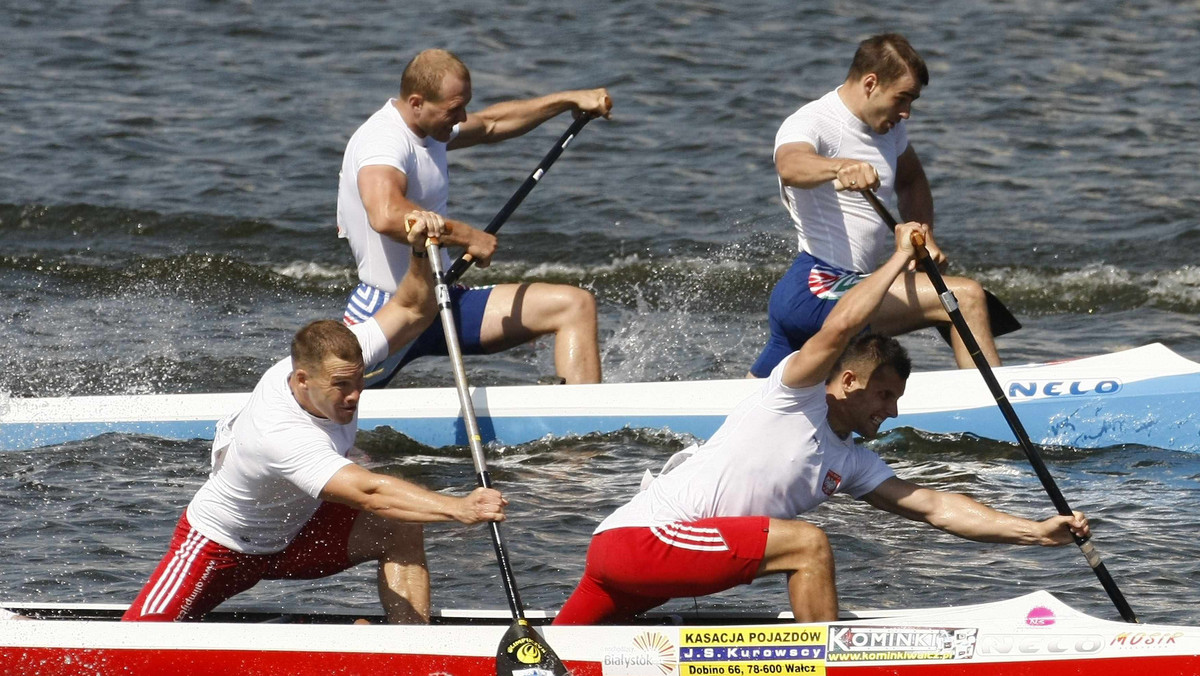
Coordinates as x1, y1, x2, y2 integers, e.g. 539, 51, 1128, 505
426, 236, 569, 675
444, 104, 606, 285
858, 188, 1139, 623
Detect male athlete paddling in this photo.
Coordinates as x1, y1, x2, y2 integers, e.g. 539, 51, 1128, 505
124, 212, 506, 624
556, 222, 1086, 624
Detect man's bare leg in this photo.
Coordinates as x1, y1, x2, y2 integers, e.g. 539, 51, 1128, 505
348, 513, 430, 623
872, 271, 1001, 368
480, 282, 601, 383
758, 518, 838, 622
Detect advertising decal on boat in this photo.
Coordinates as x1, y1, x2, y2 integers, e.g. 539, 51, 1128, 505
1109, 631, 1187, 649
603, 631, 678, 676
678, 626, 826, 675
825, 626, 977, 663
1006, 379, 1122, 400
975, 633, 1104, 656
1025, 606, 1056, 626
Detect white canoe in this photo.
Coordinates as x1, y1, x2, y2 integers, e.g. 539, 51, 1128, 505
2, 590, 1198, 675
3, 343, 1198, 452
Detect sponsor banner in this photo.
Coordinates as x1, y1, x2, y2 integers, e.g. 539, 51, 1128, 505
826, 626, 977, 663
603, 632, 678, 676
678, 626, 826, 676
679, 660, 821, 675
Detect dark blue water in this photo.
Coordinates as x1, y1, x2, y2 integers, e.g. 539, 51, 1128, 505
1, 1, 1198, 625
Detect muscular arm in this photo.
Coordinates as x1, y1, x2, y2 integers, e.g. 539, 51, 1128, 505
893, 145, 945, 266
781, 223, 923, 388
894, 145, 933, 227
356, 165, 497, 266
319, 463, 506, 525
371, 241, 437, 355
863, 477, 1088, 545
448, 88, 611, 150
776, 142, 880, 191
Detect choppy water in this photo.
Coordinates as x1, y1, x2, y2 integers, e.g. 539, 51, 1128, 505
2, 0, 1199, 626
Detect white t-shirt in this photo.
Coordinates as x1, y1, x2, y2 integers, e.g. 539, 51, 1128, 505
186, 320, 390, 554
775, 87, 910, 273
597, 353, 894, 533
336, 99, 456, 292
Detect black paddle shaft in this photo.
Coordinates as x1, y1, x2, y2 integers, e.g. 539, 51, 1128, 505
861, 190, 1138, 624
443, 113, 597, 285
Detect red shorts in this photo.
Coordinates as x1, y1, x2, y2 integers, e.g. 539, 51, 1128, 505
553, 516, 770, 625
122, 502, 360, 621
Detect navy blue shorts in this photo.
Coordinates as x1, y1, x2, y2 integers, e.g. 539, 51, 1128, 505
343, 281, 495, 388
750, 252, 866, 377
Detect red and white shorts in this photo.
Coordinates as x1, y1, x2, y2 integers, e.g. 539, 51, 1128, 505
122, 502, 359, 622
553, 516, 770, 625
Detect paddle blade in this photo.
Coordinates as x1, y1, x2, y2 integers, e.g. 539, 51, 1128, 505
497, 620, 568, 676
984, 289, 1021, 337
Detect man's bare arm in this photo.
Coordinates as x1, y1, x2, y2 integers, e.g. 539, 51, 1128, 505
356, 164, 497, 267
894, 145, 933, 227
864, 477, 1088, 545
320, 464, 506, 525
449, 88, 611, 150
776, 142, 880, 191
781, 222, 923, 388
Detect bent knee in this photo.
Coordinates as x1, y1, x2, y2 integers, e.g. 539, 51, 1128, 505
537, 283, 596, 327
948, 277, 987, 307
558, 284, 596, 318
763, 520, 832, 571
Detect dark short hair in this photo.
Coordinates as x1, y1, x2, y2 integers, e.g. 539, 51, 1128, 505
400, 48, 471, 102
827, 333, 912, 384
846, 33, 929, 88
291, 320, 363, 373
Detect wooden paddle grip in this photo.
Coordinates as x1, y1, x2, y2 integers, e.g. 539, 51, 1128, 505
405, 215, 449, 250
910, 230, 928, 258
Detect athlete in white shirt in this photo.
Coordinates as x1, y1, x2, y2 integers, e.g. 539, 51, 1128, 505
750, 33, 1001, 377
123, 212, 508, 624
556, 222, 1087, 625
338, 48, 612, 387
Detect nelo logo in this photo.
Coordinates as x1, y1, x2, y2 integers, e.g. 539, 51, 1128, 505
1007, 379, 1122, 399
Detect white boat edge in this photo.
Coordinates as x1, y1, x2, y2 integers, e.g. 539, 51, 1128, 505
2, 590, 1199, 670
2, 343, 1199, 452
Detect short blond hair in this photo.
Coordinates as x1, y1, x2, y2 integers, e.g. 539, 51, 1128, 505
400, 49, 470, 101
291, 320, 363, 373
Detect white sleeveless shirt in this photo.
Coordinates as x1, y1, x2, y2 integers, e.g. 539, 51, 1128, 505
186, 320, 389, 554
775, 87, 910, 273
337, 99, 456, 292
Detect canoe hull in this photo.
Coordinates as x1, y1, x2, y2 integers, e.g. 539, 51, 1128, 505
4, 647, 1197, 676
3, 344, 1199, 452
4, 591, 1200, 676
